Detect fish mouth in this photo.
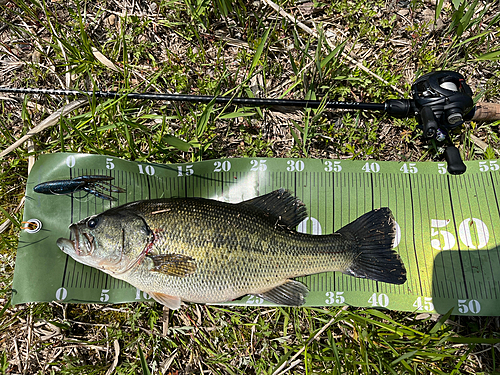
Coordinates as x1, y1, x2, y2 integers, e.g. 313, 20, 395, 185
73, 225, 95, 256
56, 237, 76, 256
57, 225, 95, 257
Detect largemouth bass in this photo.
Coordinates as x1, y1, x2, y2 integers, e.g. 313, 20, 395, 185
57, 189, 406, 309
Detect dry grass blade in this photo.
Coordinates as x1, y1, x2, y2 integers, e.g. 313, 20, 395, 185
260, 0, 406, 95
272, 306, 348, 375
0, 99, 88, 158
104, 339, 120, 375
0, 196, 25, 234
92, 47, 123, 73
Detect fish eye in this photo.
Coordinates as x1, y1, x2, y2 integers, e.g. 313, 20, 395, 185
87, 216, 101, 229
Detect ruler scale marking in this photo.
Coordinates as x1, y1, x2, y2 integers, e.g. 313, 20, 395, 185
483, 173, 500, 299
61, 165, 77, 290
409, 174, 424, 297
463, 173, 480, 299
13, 154, 500, 314
442, 176, 457, 298
370, 173, 374, 211
472, 174, 490, 299
432, 174, 443, 297
421, 174, 432, 296
331, 171, 336, 294
447, 176, 470, 299
488, 172, 500, 297
435, 174, 447, 299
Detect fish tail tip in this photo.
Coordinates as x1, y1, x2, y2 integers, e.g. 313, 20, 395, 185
339, 207, 407, 285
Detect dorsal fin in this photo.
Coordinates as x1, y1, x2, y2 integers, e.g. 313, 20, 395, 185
238, 189, 308, 229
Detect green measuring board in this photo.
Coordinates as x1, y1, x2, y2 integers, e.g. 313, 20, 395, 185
12, 153, 500, 316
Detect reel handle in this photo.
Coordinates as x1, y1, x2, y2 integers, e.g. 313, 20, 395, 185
444, 146, 467, 175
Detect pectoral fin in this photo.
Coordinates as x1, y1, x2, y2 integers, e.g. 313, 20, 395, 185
149, 292, 182, 310
256, 279, 309, 306
148, 254, 196, 277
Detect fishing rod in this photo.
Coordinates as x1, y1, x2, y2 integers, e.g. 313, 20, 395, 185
0, 86, 387, 111
1, 70, 499, 174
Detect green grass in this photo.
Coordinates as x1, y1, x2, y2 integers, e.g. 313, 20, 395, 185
1, 0, 500, 373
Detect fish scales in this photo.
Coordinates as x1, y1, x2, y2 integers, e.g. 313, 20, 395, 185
133, 199, 353, 303
57, 189, 407, 309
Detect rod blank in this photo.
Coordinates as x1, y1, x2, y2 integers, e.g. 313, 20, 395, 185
0, 87, 386, 112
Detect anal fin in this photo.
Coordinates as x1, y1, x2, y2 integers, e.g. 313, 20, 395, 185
256, 279, 309, 306
149, 291, 182, 310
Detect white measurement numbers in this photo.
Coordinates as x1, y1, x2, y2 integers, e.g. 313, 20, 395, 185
431, 218, 489, 250
325, 291, 345, 304
65, 155, 500, 176
55, 287, 153, 303
54, 286, 483, 315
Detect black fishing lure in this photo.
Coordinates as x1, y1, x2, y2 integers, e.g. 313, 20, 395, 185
33, 175, 125, 201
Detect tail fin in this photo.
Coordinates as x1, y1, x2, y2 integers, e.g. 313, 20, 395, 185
337, 208, 406, 285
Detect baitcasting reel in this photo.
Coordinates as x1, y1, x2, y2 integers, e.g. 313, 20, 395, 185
412, 71, 474, 174
382, 70, 476, 174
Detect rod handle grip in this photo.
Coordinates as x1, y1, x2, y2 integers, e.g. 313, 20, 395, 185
470, 102, 500, 122
384, 99, 413, 118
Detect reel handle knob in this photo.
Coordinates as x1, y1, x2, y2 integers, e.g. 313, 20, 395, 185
444, 146, 467, 175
